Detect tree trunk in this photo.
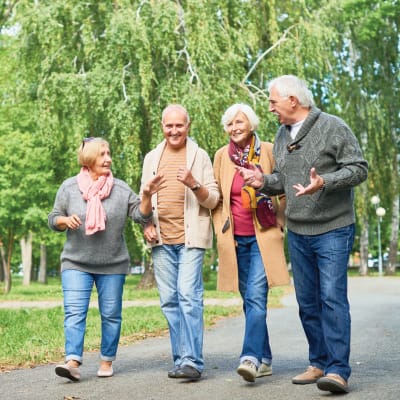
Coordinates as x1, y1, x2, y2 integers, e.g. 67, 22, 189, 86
359, 215, 369, 276
1, 229, 14, 293
386, 193, 399, 275
0, 241, 4, 282
21, 232, 33, 286
137, 256, 156, 289
38, 243, 47, 283
357, 180, 369, 276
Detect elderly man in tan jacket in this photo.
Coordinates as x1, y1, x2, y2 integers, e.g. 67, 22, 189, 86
140, 104, 219, 381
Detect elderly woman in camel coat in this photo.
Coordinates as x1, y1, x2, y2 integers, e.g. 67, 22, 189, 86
212, 104, 290, 383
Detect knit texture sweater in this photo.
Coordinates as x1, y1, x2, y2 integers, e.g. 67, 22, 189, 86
261, 107, 368, 235
48, 177, 152, 274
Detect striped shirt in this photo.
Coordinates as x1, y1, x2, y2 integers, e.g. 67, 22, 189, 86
157, 146, 186, 244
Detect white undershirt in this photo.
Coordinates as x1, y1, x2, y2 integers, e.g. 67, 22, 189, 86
290, 120, 305, 140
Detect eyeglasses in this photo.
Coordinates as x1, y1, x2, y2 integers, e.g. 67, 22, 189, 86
82, 137, 95, 148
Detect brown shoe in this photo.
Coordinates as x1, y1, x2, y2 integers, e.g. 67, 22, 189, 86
292, 366, 324, 384
317, 373, 349, 393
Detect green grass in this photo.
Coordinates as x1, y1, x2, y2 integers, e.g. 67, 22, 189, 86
0, 304, 244, 371
1, 273, 290, 371
0, 274, 240, 301
2, 269, 397, 370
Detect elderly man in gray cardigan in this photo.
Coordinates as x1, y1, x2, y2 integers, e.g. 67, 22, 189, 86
237, 75, 368, 394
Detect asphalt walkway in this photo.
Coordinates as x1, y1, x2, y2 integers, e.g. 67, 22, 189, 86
1, 277, 399, 400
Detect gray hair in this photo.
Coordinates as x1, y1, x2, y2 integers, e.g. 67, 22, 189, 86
161, 104, 190, 124
221, 103, 260, 133
268, 75, 315, 108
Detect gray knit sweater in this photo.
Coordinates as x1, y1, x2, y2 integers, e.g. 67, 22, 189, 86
260, 107, 368, 235
48, 176, 152, 274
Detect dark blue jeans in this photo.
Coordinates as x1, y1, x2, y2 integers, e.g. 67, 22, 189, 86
288, 224, 355, 380
235, 235, 271, 367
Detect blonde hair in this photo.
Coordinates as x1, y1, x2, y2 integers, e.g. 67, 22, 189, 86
221, 103, 260, 133
78, 137, 110, 168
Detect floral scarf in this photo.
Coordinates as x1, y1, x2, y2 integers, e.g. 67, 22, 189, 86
77, 167, 114, 235
228, 132, 276, 229
228, 132, 261, 208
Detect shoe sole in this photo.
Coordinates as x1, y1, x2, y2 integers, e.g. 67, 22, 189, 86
175, 374, 201, 380
237, 368, 256, 382
256, 371, 272, 378
292, 378, 319, 384
97, 370, 114, 378
55, 366, 80, 382
317, 378, 349, 393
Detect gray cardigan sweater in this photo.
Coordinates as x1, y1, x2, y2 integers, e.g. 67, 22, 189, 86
48, 177, 152, 274
261, 107, 368, 235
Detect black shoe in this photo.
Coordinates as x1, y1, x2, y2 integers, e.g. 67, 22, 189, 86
175, 365, 201, 380
168, 366, 181, 378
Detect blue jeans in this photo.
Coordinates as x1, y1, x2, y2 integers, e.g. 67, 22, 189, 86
152, 244, 205, 372
61, 269, 126, 364
288, 224, 355, 380
235, 235, 271, 368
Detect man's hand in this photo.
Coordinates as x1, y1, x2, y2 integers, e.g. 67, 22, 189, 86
293, 167, 324, 196
144, 223, 158, 243
177, 167, 197, 188
142, 174, 166, 197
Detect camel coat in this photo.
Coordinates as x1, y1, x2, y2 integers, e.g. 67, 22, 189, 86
212, 142, 290, 292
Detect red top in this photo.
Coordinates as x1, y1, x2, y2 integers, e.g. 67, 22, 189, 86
230, 172, 255, 236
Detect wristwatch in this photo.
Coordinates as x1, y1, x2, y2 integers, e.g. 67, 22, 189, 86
191, 182, 201, 191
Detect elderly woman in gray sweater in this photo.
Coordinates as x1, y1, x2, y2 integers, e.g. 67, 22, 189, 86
48, 137, 164, 382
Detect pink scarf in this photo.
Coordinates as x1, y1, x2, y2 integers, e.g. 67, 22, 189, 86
77, 167, 114, 235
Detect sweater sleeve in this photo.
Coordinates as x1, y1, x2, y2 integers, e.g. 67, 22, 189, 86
127, 188, 153, 225
48, 182, 69, 232
318, 122, 368, 191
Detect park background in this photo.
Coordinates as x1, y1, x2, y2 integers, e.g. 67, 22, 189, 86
0, 0, 399, 295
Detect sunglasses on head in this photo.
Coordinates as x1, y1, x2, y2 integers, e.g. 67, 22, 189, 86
82, 137, 95, 148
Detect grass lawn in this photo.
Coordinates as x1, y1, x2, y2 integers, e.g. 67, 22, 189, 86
0, 273, 289, 371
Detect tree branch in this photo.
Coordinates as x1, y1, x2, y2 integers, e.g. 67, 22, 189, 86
175, 0, 200, 85
241, 24, 297, 86
122, 61, 132, 102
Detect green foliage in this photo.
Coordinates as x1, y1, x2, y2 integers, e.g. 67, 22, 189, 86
0, 0, 398, 280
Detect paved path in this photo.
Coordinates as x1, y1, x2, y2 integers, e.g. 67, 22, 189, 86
0, 277, 399, 400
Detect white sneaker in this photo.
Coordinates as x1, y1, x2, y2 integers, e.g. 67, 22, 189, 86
256, 363, 272, 378
237, 360, 257, 382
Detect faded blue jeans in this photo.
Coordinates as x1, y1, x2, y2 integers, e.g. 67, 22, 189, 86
288, 224, 355, 380
152, 244, 205, 372
61, 269, 126, 364
235, 235, 271, 368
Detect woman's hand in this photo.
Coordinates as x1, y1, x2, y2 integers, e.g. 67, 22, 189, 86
56, 214, 82, 231
235, 164, 264, 189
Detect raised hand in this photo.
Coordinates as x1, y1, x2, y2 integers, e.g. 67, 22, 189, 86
293, 167, 324, 196
142, 174, 166, 196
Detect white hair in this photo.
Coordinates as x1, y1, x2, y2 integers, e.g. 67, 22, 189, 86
268, 75, 315, 108
221, 103, 260, 132
161, 104, 190, 124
